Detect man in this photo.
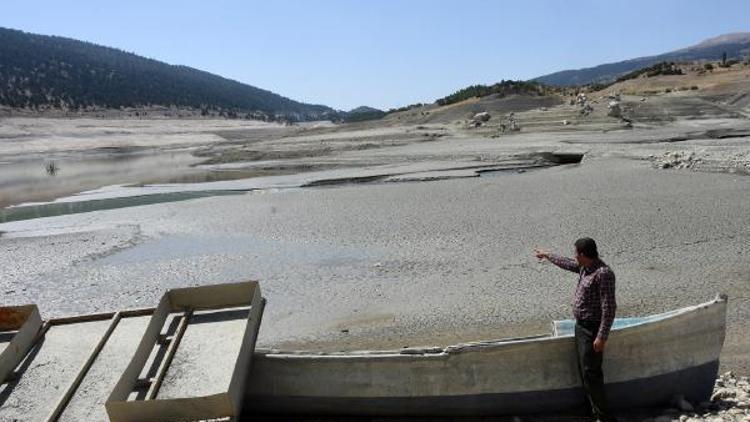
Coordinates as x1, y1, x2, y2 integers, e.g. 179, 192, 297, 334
534, 238, 617, 422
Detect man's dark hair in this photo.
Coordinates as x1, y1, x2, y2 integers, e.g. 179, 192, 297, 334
575, 237, 599, 259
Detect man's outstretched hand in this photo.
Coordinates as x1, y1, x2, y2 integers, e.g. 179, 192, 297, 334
534, 248, 550, 261
593, 337, 606, 353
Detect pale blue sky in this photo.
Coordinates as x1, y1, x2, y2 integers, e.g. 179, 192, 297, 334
2, 1, 748, 110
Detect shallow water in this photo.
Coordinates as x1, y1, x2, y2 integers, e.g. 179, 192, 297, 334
0, 190, 246, 223
0, 150, 577, 223
0, 148, 269, 209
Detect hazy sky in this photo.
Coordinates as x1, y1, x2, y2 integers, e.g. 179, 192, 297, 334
2, 0, 749, 110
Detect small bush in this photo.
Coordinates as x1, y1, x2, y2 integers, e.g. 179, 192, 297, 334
664, 88, 673, 93
386, 103, 424, 114
435, 80, 551, 106
344, 110, 386, 122
588, 83, 610, 91
704, 63, 714, 71
616, 62, 683, 83
690, 85, 699, 90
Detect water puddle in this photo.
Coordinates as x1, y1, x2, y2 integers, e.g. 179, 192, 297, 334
0, 190, 246, 223
101, 233, 372, 269
0, 149, 269, 209
0, 151, 586, 224
476, 164, 548, 177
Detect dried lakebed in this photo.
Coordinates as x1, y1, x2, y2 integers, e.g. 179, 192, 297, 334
1, 118, 749, 389
1, 156, 749, 374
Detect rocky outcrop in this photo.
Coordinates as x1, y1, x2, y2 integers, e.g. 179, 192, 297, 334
608, 101, 622, 118
659, 372, 750, 422
651, 149, 750, 174
654, 150, 700, 169
472, 112, 491, 122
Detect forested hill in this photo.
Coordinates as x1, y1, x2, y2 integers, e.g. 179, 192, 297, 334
0, 27, 338, 121
533, 32, 750, 87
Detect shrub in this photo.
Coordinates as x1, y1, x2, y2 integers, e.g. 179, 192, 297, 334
386, 103, 424, 114
616, 62, 683, 83
588, 83, 610, 91
435, 80, 551, 106
344, 110, 386, 122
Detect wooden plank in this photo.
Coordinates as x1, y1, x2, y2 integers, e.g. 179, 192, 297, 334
57, 315, 151, 422
0, 320, 111, 422
0, 305, 37, 331
145, 310, 191, 400
167, 281, 259, 311
48, 307, 155, 326
45, 312, 122, 422
107, 294, 171, 410
0, 305, 42, 383
226, 294, 264, 416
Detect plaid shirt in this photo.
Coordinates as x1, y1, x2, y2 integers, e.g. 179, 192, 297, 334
548, 253, 617, 340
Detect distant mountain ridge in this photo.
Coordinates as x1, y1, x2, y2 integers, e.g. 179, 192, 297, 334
0, 27, 338, 121
348, 106, 383, 114
534, 32, 750, 86
342, 105, 386, 122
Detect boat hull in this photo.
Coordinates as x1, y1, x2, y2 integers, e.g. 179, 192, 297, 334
246, 360, 718, 414
244, 297, 726, 415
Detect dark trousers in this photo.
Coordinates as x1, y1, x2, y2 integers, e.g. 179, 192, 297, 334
574, 320, 615, 421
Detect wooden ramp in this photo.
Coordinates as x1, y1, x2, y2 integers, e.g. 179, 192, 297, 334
0, 281, 264, 422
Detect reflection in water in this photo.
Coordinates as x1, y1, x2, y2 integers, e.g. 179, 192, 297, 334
0, 149, 263, 209
44, 161, 59, 176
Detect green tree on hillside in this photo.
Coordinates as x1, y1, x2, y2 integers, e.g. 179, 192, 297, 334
0, 27, 339, 121
435, 80, 551, 106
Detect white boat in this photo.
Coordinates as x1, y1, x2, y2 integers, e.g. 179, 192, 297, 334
244, 295, 727, 415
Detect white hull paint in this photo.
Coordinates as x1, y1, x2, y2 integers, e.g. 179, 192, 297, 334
245, 296, 727, 415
